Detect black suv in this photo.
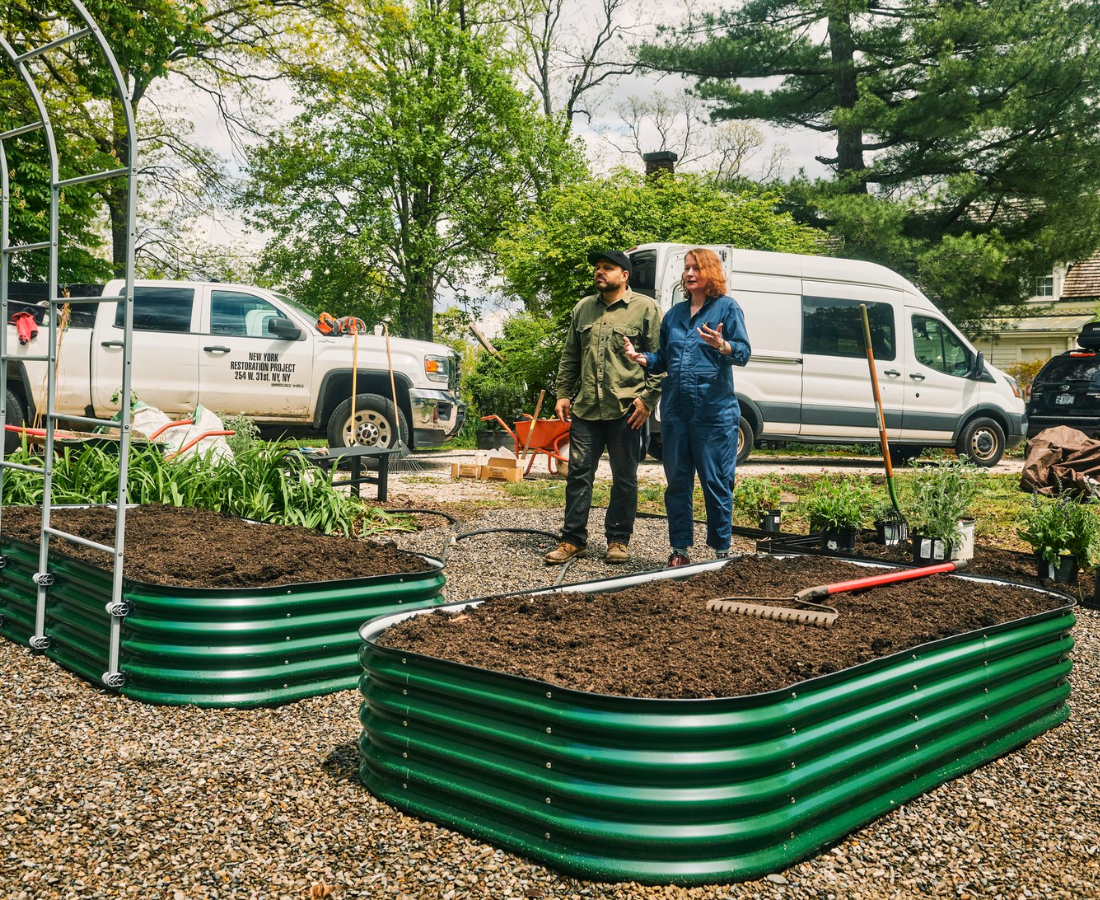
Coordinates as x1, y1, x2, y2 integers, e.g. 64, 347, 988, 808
1026, 322, 1100, 438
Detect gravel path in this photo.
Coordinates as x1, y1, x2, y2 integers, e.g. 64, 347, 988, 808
2, 507, 1097, 899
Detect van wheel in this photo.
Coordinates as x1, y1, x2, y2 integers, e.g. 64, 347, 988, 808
4, 389, 25, 455
956, 417, 1005, 467
648, 435, 663, 461
736, 417, 754, 464
327, 393, 409, 453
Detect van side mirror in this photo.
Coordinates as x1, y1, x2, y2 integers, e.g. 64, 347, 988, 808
969, 350, 985, 380
268, 317, 302, 340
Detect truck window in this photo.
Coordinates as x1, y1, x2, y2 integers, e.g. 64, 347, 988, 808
628, 249, 657, 299
113, 287, 194, 333
802, 296, 896, 361
210, 290, 288, 338
912, 315, 971, 377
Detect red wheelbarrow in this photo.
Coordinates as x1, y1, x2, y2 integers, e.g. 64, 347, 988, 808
480, 414, 571, 476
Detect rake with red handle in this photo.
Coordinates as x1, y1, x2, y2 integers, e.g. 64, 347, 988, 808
706, 561, 961, 627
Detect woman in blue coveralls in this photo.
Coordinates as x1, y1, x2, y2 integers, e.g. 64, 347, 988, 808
623, 248, 751, 567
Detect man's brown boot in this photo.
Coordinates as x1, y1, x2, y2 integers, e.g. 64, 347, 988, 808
605, 542, 629, 564
544, 542, 586, 565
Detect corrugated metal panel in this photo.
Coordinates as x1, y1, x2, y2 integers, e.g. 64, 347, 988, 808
358, 577, 1074, 885
0, 535, 445, 707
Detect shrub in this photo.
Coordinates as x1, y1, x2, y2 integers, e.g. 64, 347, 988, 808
906, 455, 981, 545
802, 475, 874, 531
732, 477, 782, 523
222, 413, 261, 456
1018, 495, 1100, 567
0, 441, 413, 538
1003, 358, 1047, 394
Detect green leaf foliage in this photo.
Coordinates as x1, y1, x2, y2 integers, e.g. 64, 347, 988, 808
0, 439, 414, 538
240, 0, 583, 340
1018, 495, 1100, 568
640, 0, 1100, 326
497, 168, 820, 318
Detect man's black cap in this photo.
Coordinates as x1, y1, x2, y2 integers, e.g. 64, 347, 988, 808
587, 249, 632, 276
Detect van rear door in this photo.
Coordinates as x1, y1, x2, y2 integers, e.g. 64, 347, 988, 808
799, 286, 904, 439
901, 310, 979, 441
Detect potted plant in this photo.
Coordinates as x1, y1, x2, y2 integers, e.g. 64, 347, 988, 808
871, 500, 909, 546
803, 475, 872, 552
1018, 495, 1100, 585
907, 456, 980, 563
733, 477, 783, 532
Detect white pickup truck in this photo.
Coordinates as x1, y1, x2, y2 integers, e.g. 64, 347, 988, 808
4, 279, 465, 451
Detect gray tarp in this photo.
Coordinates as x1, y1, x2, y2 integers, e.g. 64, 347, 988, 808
1020, 426, 1100, 499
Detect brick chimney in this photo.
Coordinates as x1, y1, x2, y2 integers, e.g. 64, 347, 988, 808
642, 151, 678, 180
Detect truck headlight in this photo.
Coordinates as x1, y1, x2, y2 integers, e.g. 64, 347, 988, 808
424, 355, 450, 384
1005, 374, 1021, 399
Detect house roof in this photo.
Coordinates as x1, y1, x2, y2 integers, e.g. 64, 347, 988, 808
1063, 252, 1100, 299
986, 313, 1093, 335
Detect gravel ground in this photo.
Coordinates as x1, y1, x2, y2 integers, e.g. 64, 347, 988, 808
2, 507, 1097, 899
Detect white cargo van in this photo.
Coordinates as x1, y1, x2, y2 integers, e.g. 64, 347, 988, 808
627, 244, 1026, 467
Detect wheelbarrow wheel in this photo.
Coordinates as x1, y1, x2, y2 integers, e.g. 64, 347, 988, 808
550, 441, 570, 477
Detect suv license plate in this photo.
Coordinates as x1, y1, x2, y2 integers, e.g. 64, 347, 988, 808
1055, 393, 1075, 405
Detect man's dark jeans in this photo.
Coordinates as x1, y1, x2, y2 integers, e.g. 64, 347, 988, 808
561, 413, 644, 548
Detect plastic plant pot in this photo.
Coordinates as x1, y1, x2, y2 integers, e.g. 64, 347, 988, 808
1037, 553, 1078, 586
951, 519, 976, 563
357, 561, 1075, 886
758, 509, 781, 533
912, 534, 952, 564
819, 528, 857, 553
875, 520, 909, 547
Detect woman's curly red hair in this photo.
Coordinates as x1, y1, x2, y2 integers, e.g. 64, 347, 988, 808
682, 248, 728, 300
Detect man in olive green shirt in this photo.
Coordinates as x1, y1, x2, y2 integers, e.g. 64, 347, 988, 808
545, 250, 663, 565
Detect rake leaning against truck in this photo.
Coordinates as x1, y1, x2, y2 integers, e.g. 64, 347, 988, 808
2, 280, 465, 452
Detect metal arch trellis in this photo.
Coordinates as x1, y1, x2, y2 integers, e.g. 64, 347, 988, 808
0, 1, 136, 688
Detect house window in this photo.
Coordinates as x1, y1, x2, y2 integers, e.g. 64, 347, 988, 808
1032, 273, 1055, 297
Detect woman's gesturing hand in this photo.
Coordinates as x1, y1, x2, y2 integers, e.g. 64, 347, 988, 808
623, 336, 648, 366
697, 322, 729, 354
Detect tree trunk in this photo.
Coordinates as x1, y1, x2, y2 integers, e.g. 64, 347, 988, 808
828, 12, 867, 193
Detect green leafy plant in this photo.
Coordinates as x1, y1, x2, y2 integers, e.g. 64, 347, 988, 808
1018, 495, 1100, 567
222, 413, 261, 456
801, 475, 873, 531
0, 442, 415, 538
906, 455, 982, 545
732, 477, 782, 523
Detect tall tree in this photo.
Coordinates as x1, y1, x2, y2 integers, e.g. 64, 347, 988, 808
2, 0, 331, 276
639, 0, 1100, 323
241, 0, 583, 340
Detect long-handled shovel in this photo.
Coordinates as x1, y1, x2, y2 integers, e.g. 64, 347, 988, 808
860, 303, 908, 539
707, 560, 961, 627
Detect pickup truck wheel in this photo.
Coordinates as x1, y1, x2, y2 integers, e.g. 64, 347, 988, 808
4, 389, 25, 455
327, 393, 410, 453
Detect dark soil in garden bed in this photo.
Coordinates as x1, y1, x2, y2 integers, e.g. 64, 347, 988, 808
855, 536, 1096, 600
0, 505, 431, 588
378, 555, 1069, 699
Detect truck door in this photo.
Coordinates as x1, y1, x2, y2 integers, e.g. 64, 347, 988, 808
93, 285, 200, 415
900, 311, 980, 441
799, 289, 904, 439
198, 288, 313, 417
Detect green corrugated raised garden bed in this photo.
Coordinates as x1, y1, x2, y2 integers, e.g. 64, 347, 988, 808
0, 505, 445, 707
359, 555, 1074, 885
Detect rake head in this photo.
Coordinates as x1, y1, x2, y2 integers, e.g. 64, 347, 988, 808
706, 598, 839, 628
